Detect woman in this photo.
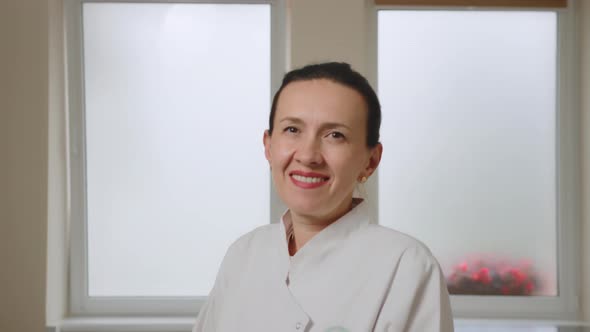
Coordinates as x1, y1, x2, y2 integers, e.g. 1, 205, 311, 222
193, 62, 454, 332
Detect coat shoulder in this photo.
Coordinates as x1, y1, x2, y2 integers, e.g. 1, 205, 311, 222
223, 223, 280, 259
361, 224, 438, 264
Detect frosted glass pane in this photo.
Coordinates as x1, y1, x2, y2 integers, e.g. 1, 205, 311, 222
83, 3, 271, 296
378, 11, 557, 296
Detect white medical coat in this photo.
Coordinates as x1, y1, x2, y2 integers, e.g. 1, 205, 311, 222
193, 201, 454, 332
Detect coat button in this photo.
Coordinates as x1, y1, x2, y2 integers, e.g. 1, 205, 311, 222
295, 322, 302, 330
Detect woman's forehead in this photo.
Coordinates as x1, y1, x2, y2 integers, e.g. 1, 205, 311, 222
275, 79, 368, 124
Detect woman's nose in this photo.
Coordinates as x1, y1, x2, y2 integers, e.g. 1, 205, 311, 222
294, 136, 324, 166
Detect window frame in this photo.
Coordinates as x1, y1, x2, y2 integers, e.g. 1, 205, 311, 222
64, 0, 286, 316
63, 0, 582, 322
374, 0, 568, 7
370, 0, 582, 320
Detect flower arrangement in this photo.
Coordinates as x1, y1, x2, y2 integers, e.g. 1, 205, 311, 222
446, 256, 540, 296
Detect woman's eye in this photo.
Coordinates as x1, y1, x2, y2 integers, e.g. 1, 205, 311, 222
284, 126, 299, 134
329, 131, 345, 140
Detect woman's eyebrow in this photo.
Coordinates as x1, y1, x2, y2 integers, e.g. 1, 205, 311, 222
320, 122, 351, 131
279, 117, 304, 124
279, 117, 351, 130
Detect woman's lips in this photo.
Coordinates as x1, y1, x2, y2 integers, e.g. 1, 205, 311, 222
289, 171, 329, 189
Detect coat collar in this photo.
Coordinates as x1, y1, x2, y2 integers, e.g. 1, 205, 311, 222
275, 198, 370, 279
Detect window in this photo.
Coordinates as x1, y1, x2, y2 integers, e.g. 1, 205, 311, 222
65, 0, 286, 315
376, 1, 579, 319
60, 0, 581, 324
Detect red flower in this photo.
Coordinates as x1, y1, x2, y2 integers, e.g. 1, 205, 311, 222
458, 262, 468, 272
446, 256, 540, 296
477, 267, 491, 284
509, 269, 526, 284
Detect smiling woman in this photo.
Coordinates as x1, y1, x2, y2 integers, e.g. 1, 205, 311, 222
264, 77, 380, 249
192, 63, 454, 332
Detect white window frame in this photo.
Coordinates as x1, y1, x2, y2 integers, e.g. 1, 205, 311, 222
64, 0, 286, 317
61, 0, 582, 325
370, 0, 582, 320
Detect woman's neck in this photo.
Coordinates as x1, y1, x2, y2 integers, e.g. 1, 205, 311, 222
287, 198, 356, 256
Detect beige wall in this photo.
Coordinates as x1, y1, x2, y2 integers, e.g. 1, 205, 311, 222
581, 0, 590, 322
289, 0, 371, 76
0, 1, 49, 331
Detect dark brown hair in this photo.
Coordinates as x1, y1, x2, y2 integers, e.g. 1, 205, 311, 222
268, 62, 381, 147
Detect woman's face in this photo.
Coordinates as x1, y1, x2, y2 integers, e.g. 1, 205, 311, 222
264, 79, 382, 223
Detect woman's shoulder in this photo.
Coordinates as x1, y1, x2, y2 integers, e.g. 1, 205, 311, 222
360, 224, 439, 265
213, 224, 281, 278
225, 223, 280, 256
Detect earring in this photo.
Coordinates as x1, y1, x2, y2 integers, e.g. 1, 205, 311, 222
359, 176, 367, 183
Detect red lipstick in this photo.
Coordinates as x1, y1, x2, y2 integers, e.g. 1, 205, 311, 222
289, 170, 330, 189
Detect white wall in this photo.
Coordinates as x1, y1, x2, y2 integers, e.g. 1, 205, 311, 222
0, 1, 49, 331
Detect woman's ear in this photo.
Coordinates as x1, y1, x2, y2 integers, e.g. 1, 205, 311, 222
263, 130, 272, 163
364, 143, 383, 178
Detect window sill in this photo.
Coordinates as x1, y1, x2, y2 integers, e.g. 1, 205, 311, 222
50, 317, 590, 332
455, 319, 590, 332
56, 317, 195, 332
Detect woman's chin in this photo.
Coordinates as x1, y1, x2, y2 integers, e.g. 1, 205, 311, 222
288, 200, 353, 224
286, 200, 327, 219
